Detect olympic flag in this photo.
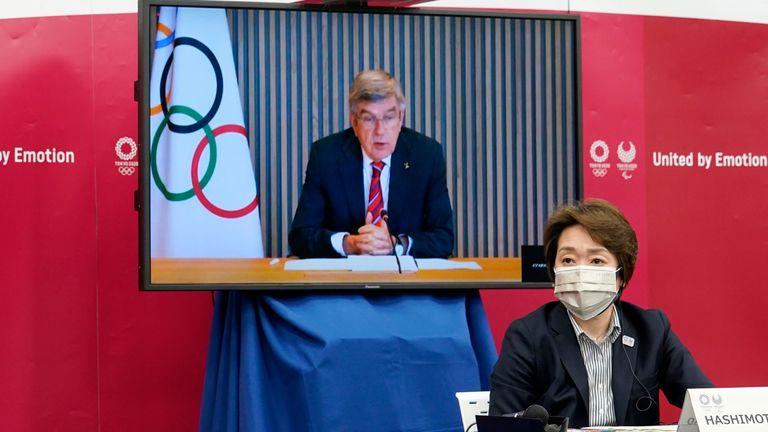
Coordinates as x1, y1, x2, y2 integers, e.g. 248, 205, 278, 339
149, 7, 264, 258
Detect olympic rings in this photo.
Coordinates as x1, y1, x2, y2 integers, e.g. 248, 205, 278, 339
149, 22, 175, 116
150, 26, 259, 219
151, 105, 217, 201
191, 124, 259, 218
154, 22, 175, 49
159, 37, 223, 134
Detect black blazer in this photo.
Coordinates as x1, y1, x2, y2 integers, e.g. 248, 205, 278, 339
489, 301, 713, 428
288, 127, 454, 258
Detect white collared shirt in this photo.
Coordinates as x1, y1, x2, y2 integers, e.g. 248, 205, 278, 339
567, 305, 622, 427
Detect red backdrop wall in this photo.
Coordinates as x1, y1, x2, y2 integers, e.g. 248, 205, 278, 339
643, 16, 768, 389
1, 5, 766, 431
1, 12, 209, 431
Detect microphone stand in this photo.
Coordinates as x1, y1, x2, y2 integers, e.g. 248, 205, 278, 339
380, 210, 402, 274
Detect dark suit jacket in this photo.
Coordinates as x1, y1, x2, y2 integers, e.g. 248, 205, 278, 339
288, 127, 454, 258
489, 301, 713, 428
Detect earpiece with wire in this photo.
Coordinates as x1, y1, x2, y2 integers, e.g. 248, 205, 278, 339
616, 302, 657, 413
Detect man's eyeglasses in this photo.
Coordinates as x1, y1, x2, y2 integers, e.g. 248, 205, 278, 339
356, 112, 400, 129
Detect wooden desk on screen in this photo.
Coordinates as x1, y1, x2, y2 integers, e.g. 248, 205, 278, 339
149, 257, 553, 290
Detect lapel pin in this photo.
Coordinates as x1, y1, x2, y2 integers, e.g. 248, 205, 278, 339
622, 335, 635, 347
403, 162, 410, 170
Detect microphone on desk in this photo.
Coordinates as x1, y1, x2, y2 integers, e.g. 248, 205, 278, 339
504, 404, 563, 432
379, 210, 402, 274
504, 404, 548, 422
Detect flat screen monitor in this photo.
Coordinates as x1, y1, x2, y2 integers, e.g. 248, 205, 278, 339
138, 0, 582, 290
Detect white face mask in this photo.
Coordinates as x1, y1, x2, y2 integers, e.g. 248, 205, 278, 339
554, 265, 620, 320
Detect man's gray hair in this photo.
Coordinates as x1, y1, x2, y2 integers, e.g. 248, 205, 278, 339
348, 69, 406, 114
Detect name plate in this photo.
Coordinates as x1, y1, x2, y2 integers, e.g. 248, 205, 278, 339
677, 387, 768, 432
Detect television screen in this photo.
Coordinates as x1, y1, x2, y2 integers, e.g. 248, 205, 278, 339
138, 0, 582, 290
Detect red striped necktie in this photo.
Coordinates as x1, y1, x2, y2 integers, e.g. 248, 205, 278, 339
367, 161, 385, 226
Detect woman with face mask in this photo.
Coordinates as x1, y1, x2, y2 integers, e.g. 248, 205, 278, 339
489, 199, 713, 428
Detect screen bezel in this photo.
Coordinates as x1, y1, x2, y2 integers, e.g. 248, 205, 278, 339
137, 0, 583, 291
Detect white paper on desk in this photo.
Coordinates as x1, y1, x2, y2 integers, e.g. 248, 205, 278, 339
347, 255, 418, 272
415, 259, 482, 270
283, 258, 350, 271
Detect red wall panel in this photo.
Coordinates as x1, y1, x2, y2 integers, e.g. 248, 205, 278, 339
645, 16, 768, 387
0, 15, 99, 431
0, 13, 212, 431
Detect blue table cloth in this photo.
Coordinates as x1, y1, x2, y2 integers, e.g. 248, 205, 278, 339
199, 291, 497, 432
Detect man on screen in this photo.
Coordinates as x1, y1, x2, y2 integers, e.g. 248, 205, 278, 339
289, 69, 454, 259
